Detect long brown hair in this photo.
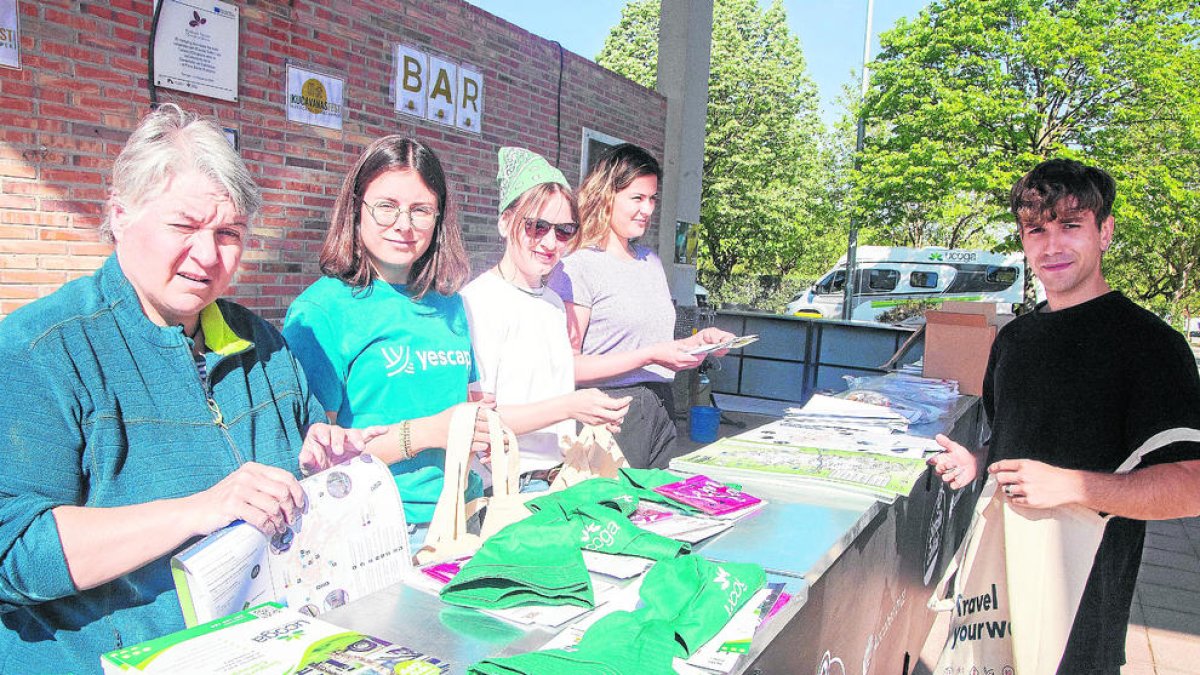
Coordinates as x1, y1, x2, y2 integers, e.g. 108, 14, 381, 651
576, 143, 662, 249
320, 136, 469, 298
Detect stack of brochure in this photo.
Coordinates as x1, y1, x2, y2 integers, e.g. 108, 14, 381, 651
652, 475, 765, 519
670, 394, 941, 501
100, 603, 448, 674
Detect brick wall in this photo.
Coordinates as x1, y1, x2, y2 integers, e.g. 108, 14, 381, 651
0, 0, 666, 322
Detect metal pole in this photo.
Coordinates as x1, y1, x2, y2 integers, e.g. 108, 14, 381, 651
842, 0, 875, 320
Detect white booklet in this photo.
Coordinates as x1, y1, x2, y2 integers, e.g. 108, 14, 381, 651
686, 334, 759, 355
171, 455, 411, 626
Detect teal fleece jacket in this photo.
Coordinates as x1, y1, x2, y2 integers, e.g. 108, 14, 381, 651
0, 255, 326, 674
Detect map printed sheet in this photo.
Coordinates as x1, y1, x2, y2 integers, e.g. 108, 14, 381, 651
671, 395, 939, 501
172, 455, 411, 626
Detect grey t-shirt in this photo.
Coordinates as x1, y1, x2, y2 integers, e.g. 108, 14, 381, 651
546, 245, 676, 387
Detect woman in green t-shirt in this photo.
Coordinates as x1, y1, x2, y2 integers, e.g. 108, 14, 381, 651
284, 136, 488, 545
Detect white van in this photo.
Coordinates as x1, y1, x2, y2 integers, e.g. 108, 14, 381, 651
785, 246, 1024, 322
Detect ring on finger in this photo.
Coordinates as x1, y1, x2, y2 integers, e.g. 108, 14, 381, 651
1003, 484, 1013, 497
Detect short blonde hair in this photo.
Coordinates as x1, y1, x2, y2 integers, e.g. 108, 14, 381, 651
103, 104, 259, 242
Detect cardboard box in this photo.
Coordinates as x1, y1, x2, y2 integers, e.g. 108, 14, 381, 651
923, 302, 999, 396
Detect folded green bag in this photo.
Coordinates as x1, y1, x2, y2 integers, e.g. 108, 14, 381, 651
617, 468, 704, 513
617, 467, 675, 489
467, 557, 767, 672
468, 611, 678, 675
572, 502, 690, 560
525, 478, 641, 517
440, 510, 593, 609
637, 556, 767, 657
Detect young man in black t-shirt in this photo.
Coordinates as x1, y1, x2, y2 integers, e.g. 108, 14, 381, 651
929, 159, 1200, 673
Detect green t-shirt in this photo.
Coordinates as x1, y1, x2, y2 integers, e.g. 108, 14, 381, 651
283, 276, 482, 524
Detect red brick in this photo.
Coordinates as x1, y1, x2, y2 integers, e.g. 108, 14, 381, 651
75, 64, 139, 88
0, 162, 37, 179
39, 227, 101, 242
0, 224, 36, 238
0, 269, 70, 284
0, 0, 666, 317
0, 196, 37, 211
38, 255, 107, 271
0, 284, 38, 299
63, 239, 112, 256
0, 238, 68, 254
42, 169, 104, 185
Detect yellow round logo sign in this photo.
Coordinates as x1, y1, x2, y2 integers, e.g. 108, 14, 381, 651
300, 79, 328, 114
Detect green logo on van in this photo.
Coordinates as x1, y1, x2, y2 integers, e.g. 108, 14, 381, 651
869, 296, 982, 308
928, 252, 944, 261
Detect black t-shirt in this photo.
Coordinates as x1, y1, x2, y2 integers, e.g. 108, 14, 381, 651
983, 291, 1200, 671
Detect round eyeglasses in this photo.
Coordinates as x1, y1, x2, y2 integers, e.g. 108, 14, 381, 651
361, 199, 440, 229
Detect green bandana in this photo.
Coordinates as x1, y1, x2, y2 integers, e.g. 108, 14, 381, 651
497, 147, 569, 213
441, 484, 691, 610
617, 468, 705, 514
467, 557, 767, 673
572, 503, 691, 560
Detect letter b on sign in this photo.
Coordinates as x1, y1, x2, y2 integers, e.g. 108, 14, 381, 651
395, 45, 427, 118
393, 44, 483, 134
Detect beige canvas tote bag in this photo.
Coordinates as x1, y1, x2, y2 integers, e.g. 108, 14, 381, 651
550, 424, 629, 490
930, 430, 1197, 674
415, 405, 529, 564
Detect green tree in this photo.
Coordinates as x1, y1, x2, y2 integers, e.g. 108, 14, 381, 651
599, 0, 829, 287
857, 0, 1200, 311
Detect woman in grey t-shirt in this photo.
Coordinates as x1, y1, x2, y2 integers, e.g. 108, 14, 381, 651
546, 144, 733, 468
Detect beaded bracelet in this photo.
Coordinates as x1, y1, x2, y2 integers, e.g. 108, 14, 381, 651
399, 419, 414, 460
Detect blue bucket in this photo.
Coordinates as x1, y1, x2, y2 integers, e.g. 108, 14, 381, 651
689, 405, 721, 443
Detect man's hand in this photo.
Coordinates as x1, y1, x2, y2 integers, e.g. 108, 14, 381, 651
927, 434, 979, 490
299, 423, 389, 476
989, 458, 1083, 509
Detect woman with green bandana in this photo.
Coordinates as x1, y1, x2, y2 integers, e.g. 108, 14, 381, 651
461, 147, 630, 492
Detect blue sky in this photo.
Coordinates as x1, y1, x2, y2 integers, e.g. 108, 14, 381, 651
468, 0, 931, 125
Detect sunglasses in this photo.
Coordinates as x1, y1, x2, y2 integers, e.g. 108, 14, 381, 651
523, 217, 579, 243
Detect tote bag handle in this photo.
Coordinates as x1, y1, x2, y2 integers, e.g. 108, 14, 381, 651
415, 405, 517, 564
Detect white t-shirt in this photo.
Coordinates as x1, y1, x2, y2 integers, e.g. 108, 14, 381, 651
461, 272, 576, 473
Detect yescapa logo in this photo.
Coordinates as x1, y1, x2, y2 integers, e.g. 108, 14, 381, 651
713, 567, 731, 590
580, 521, 620, 551
381, 345, 415, 376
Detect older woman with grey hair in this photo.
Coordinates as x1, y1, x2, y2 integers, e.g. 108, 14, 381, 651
0, 104, 378, 673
